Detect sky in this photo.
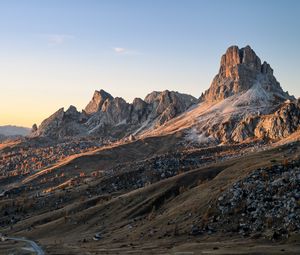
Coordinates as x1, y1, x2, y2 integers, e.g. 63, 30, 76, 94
1, 0, 300, 127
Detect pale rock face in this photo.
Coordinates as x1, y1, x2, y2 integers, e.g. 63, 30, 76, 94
202, 45, 292, 103
185, 45, 297, 145
86, 90, 197, 136
254, 101, 300, 140
32, 108, 65, 137
145, 90, 198, 126
84, 89, 113, 115
31, 106, 87, 139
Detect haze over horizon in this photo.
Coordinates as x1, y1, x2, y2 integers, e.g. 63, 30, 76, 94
1, 0, 300, 127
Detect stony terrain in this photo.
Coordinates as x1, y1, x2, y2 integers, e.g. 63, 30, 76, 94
203, 160, 300, 240
0, 138, 100, 181
1, 138, 300, 254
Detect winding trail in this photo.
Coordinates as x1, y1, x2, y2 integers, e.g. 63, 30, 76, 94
5, 236, 45, 255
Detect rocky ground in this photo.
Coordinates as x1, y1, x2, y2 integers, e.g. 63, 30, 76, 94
202, 161, 300, 240
0, 138, 100, 180
0, 138, 300, 254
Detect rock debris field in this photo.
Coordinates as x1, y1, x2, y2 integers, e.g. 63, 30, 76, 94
205, 161, 300, 240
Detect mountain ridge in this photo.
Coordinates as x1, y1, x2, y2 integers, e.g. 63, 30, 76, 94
31, 89, 198, 140
0, 125, 30, 137
31, 45, 297, 145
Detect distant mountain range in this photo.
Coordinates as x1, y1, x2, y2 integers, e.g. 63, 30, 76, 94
31, 45, 299, 145
0, 125, 30, 137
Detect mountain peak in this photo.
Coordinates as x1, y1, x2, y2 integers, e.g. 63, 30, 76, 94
84, 89, 113, 114
220, 45, 261, 77
202, 45, 292, 103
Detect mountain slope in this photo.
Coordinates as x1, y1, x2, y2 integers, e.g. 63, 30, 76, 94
2, 139, 300, 254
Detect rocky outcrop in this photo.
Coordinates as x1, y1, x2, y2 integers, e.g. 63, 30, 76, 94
202, 45, 292, 103
145, 90, 198, 126
31, 124, 38, 133
32, 90, 197, 140
254, 100, 300, 140
84, 89, 114, 115
32, 106, 87, 139
192, 99, 300, 144
185, 45, 298, 145
85, 90, 198, 137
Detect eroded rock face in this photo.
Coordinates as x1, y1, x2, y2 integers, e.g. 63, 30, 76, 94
199, 100, 300, 144
187, 45, 298, 145
202, 45, 292, 103
31, 106, 87, 139
32, 90, 197, 140
85, 90, 198, 136
254, 101, 300, 140
145, 90, 198, 126
84, 89, 114, 115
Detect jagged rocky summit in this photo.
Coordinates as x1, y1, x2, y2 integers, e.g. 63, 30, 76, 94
185, 45, 298, 144
201, 45, 293, 104
31, 90, 198, 140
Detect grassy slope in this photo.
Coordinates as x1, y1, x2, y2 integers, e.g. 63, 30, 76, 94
3, 140, 300, 254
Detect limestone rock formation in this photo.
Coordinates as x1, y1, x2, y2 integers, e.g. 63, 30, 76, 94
184, 45, 297, 145
84, 89, 114, 115
31, 106, 87, 139
202, 45, 292, 103
31, 45, 299, 144
216, 100, 300, 143
84, 90, 198, 137
32, 89, 197, 140
145, 90, 198, 126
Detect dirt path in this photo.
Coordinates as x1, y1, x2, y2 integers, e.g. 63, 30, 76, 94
4, 236, 44, 255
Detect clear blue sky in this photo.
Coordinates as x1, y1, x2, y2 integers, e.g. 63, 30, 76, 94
1, 0, 300, 126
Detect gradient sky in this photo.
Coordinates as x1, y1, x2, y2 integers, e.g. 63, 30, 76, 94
1, 0, 300, 127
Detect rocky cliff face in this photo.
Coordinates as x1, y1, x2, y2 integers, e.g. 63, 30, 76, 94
32, 106, 87, 139
84, 89, 114, 115
199, 99, 300, 144
185, 46, 298, 145
32, 90, 197, 140
202, 45, 292, 104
